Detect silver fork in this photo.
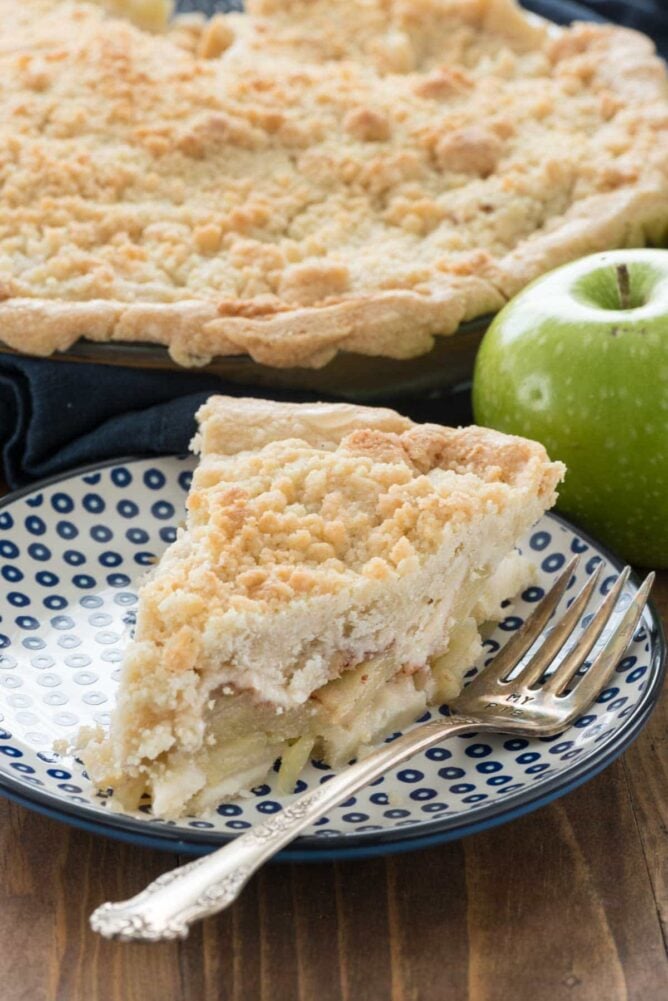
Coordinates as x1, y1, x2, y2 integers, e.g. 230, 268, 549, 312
90, 557, 654, 942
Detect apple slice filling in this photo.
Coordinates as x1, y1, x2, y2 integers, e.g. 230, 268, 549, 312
105, 552, 532, 818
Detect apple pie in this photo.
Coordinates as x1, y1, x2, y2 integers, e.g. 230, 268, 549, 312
0, 0, 666, 369
74, 397, 564, 818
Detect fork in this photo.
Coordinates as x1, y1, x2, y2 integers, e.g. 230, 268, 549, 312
90, 556, 654, 942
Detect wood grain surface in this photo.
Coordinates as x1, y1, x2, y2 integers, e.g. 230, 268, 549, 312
0, 576, 665, 1001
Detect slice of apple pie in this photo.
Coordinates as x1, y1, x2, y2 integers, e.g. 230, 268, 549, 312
76, 398, 564, 818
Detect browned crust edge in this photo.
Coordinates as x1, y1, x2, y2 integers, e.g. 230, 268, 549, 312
191, 394, 566, 503
0, 19, 666, 370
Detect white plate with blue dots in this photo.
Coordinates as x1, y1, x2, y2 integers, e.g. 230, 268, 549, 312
0, 456, 664, 860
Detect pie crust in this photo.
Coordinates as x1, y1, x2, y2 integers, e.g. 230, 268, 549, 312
72, 397, 565, 817
1, 0, 666, 369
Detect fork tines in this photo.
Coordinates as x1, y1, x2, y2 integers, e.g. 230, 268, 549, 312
490, 555, 654, 703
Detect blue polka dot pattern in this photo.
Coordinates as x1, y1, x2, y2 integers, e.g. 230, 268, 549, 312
151, 501, 175, 521
99, 551, 122, 567
44, 596, 67, 611
80, 595, 102, 609
25, 516, 46, 536
499, 616, 523, 632
91, 526, 113, 544
504, 738, 529, 751
542, 553, 566, 573
521, 586, 545, 603
117, 500, 139, 519
410, 788, 437, 801
64, 550, 85, 567
111, 468, 132, 487
477, 761, 502, 774
22, 637, 44, 650
439, 766, 465, 780
0, 456, 659, 849
51, 493, 74, 514
257, 801, 281, 814
56, 522, 78, 540
8, 592, 30, 607
126, 527, 148, 544
16, 616, 39, 631
517, 752, 540, 764
530, 531, 550, 551
51, 615, 74, 630
83, 494, 105, 514
397, 769, 423, 783
2, 566, 22, 582
134, 552, 155, 567
217, 804, 242, 816
29, 544, 51, 562
143, 469, 166, 490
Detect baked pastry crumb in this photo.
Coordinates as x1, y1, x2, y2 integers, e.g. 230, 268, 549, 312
71, 397, 565, 818
0, 0, 666, 368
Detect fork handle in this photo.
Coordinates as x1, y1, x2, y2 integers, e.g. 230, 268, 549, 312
91, 715, 487, 941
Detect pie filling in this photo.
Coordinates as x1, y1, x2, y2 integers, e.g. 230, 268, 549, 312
80, 551, 530, 817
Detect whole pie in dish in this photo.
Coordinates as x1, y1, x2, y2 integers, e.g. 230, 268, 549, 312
1, 0, 667, 369
74, 397, 564, 818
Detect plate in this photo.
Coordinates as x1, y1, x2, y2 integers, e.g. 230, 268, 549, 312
0, 315, 491, 403
0, 457, 664, 860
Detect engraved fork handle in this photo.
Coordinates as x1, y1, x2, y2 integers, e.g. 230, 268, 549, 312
91, 715, 492, 941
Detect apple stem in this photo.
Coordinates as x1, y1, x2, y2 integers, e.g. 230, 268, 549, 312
616, 263, 631, 310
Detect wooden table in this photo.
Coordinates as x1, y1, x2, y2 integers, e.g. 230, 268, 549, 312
0, 571, 665, 1001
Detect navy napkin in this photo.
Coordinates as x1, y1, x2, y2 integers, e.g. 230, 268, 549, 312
1, 0, 666, 488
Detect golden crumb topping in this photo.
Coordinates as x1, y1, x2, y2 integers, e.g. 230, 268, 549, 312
73, 399, 564, 816
133, 405, 560, 643
1, 0, 666, 367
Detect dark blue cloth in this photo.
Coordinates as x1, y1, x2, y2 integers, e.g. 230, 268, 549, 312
1, 0, 665, 487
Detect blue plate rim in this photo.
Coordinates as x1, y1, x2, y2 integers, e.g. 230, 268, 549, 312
0, 456, 664, 861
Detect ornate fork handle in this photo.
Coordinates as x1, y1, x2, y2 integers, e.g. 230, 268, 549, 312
91, 715, 490, 941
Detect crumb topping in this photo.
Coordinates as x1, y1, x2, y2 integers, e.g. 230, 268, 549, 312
0, 0, 665, 356
135, 416, 558, 639
73, 400, 564, 816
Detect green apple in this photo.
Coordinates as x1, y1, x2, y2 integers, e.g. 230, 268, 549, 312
473, 249, 668, 568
